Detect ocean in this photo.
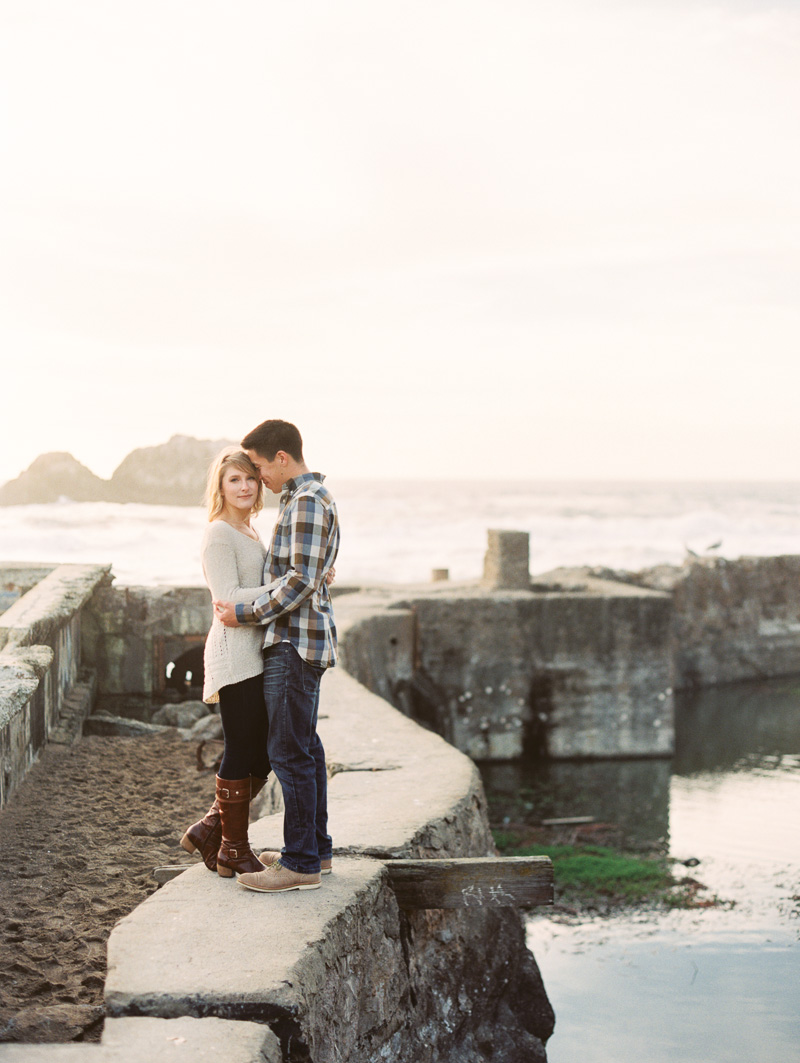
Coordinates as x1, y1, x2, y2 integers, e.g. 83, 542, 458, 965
2, 480, 800, 586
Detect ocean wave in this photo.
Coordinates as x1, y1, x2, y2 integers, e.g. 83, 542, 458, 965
1, 484, 799, 586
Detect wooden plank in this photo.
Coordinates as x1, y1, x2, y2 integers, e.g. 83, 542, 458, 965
153, 865, 188, 885
385, 856, 553, 910
541, 816, 594, 827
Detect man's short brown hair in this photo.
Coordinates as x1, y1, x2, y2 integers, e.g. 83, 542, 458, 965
241, 419, 304, 462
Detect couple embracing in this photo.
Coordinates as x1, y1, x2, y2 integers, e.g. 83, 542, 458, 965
180, 418, 339, 895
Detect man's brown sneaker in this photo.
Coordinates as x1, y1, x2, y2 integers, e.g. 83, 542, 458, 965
237, 862, 321, 893
258, 850, 332, 875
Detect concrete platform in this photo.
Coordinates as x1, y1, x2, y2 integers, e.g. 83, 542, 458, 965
0, 1016, 280, 1063
105, 856, 385, 1021
98, 667, 548, 1062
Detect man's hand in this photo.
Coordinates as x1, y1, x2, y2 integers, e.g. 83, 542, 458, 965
213, 600, 240, 626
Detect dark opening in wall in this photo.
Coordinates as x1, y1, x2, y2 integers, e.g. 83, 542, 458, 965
153, 636, 205, 701
165, 646, 205, 696
523, 672, 554, 760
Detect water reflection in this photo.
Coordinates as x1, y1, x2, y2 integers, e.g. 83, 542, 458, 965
532, 915, 800, 1063
480, 676, 800, 856
675, 677, 800, 774
480, 758, 671, 848
504, 677, 800, 1063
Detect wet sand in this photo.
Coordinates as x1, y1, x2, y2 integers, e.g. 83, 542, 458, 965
0, 732, 219, 1044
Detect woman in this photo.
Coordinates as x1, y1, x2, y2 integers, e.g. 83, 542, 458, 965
180, 446, 274, 877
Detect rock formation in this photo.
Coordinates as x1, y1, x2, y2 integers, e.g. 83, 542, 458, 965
105, 435, 234, 506
0, 436, 276, 507
0, 452, 108, 504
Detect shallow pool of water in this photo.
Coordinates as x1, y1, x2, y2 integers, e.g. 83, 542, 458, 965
484, 678, 800, 1062
529, 909, 798, 1063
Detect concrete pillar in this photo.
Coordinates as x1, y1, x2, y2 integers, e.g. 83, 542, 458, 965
483, 529, 530, 591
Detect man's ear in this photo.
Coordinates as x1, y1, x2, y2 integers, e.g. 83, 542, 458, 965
275, 450, 289, 468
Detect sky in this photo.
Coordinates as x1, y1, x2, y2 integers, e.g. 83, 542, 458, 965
2, 0, 800, 484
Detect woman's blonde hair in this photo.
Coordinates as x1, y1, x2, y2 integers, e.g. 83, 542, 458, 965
205, 446, 265, 522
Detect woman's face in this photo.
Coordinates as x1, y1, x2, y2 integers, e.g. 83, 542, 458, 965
221, 464, 259, 516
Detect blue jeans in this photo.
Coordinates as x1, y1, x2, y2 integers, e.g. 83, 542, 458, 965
263, 642, 331, 874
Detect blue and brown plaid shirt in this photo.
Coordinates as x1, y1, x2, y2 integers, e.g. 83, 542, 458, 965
235, 472, 340, 667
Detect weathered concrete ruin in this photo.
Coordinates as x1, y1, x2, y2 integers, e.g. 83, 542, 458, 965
5, 538, 800, 805
3, 535, 800, 1061
339, 573, 674, 760
0, 555, 556, 1063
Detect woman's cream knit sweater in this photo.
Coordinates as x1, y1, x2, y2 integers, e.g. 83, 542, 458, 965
201, 520, 273, 704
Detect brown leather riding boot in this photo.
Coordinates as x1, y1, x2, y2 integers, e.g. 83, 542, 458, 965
215, 775, 264, 877
180, 798, 222, 871
181, 774, 267, 872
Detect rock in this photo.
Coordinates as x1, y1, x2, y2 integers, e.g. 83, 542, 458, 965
250, 776, 284, 819
151, 701, 210, 728
83, 713, 171, 738
107, 435, 235, 506
183, 714, 224, 741
2, 1003, 104, 1042
0, 437, 280, 507
0, 453, 107, 505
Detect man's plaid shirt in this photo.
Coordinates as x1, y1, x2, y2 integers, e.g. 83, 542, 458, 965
235, 472, 340, 667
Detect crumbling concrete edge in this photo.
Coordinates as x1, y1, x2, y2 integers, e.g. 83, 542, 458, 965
0, 647, 53, 729
0, 565, 112, 652
0, 565, 109, 808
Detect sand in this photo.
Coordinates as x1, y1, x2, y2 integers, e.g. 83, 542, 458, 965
0, 732, 220, 1044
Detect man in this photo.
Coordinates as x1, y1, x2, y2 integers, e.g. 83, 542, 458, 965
213, 419, 339, 894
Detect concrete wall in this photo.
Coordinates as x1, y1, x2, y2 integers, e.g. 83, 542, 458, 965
340, 555, 800, 758
0, 564, 109, 808
660, 555, 800, 688
0, 645, 53, 809
82, 585, 211, 697
340, 577, 675, 760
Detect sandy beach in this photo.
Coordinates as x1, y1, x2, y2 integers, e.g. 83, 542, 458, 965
0, 732, 219, 1044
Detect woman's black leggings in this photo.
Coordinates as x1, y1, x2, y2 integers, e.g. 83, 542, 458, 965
217, 673, 271, 781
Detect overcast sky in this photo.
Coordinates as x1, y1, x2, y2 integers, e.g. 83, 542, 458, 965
2, 0, 799, 484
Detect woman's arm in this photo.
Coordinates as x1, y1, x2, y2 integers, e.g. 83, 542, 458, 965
201, 534, 278, 604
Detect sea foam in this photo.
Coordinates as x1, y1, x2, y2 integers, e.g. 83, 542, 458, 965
1, 481, 799, 586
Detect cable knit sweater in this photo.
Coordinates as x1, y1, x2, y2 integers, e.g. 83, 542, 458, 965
201, 520, 273, 703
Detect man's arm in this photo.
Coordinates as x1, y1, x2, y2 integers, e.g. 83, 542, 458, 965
216, 492, 331, 627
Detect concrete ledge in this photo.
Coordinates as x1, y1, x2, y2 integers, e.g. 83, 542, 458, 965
0, 646, 54, 807
106, 857, 389, 1022
1, 564, 108, 806
0, 1016, 281, 1063
104, 663, 552, 1061
0, 647, 53, 730
0, 564, 59, 618
0, 565, 111, 652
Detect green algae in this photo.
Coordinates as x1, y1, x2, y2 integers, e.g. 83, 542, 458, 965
493, 832, 702, 907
